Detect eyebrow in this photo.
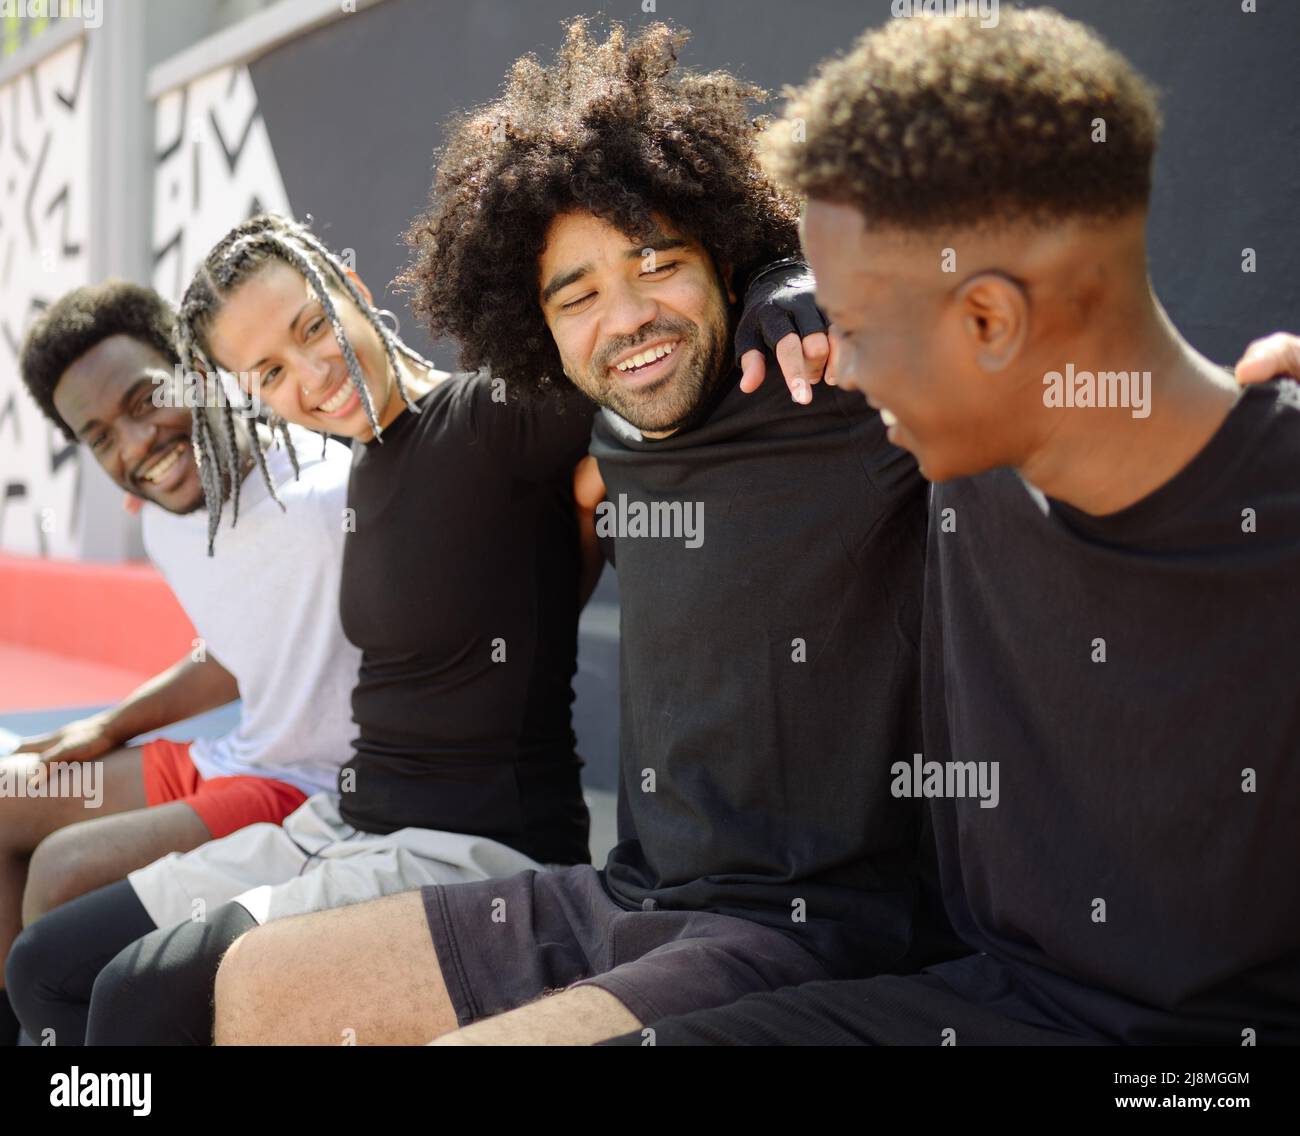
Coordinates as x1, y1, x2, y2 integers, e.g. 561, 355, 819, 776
540, 234, 691, 305
237, 301, 313, 373
76, 375, 155, 439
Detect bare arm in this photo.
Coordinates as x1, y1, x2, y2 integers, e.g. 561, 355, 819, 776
573, 455, 607, 609
13, 654, 239, 763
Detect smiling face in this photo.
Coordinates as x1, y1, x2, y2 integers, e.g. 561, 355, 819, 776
53, 334, 203, 513
538, 210, 734, 435
800, 199, 1019, 481
204, 260, 393, 442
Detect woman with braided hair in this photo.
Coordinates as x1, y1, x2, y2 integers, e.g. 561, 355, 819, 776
175, 213, 429, 555
6, 212, 600, 1044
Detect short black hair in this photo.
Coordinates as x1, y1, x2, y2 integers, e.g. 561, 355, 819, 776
765, 8, 1161, 229
19, 280, 179, 443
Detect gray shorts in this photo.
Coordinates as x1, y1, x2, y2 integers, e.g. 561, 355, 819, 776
421, 864, 830, 1027
129, 792, 543, 928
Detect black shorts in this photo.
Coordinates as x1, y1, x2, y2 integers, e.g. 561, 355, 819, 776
421, 864, 830, 1027
601, 953, 1109, 1046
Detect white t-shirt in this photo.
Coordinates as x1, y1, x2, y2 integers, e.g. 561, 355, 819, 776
141, 426, 359, 797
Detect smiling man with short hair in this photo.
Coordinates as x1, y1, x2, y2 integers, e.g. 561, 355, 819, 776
608, 9, 1300, 1046
2, 280, 359, 1046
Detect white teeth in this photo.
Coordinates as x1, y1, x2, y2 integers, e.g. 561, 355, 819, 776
879, 408, 899, 428
616, 341, 677, 372
142, 442, 186, 483
145, 452, 176, 482
319, 382, 353, 413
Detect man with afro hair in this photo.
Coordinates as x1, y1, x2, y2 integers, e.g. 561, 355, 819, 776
201, 20, 963, 1046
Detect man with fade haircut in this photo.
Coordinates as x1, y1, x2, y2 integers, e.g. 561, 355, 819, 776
2, 281, 359, 1045
606, 9, 1300, 1046
201, 18, 963, 1046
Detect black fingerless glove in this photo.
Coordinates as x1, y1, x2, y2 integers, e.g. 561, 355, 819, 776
733, 258, 827, 365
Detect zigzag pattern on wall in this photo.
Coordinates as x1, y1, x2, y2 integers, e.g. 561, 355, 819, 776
0, 36, 90, 558
153, 64, 292, 306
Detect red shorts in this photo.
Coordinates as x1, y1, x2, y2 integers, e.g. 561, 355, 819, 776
140, 738, 308, 840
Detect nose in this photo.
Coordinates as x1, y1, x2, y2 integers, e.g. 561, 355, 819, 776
298, 352, 333, 397
602, 278, 659, 342
120, 416, 159, 475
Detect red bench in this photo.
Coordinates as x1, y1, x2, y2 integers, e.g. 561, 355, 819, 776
0, 554, 195, 713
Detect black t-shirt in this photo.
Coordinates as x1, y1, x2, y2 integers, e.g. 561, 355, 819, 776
591, 368, 962, 978
337, 374, 596, 867
924, 379, 1300, 1043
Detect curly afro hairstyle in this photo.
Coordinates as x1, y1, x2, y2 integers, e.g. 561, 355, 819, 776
763, 7, 1162, 229
399, 18, 801, 396
20, 281, 179, 443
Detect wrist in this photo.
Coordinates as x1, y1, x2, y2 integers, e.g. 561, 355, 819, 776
91, 708, 131, 747
742, 256, 807, 296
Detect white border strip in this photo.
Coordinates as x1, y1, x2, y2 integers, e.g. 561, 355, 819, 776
0, 17, 82, 89
146, 0, 389, 100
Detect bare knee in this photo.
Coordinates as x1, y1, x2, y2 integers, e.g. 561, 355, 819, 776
0, 758, 56, 856
23, 827, 100, 925
214, 918, 375, 1046
215, 892, 451, 1046
213, 928, 277, 1045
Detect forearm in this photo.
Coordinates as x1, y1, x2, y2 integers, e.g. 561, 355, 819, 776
572, 456, 607, 609
98, 655, 239, 744
577, 508, 605, 609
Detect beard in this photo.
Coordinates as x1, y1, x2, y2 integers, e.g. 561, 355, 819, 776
567, 299, 732, 435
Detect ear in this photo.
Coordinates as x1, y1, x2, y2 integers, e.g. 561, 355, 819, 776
953, 271, 1028, 372
344, 268, 375, 308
